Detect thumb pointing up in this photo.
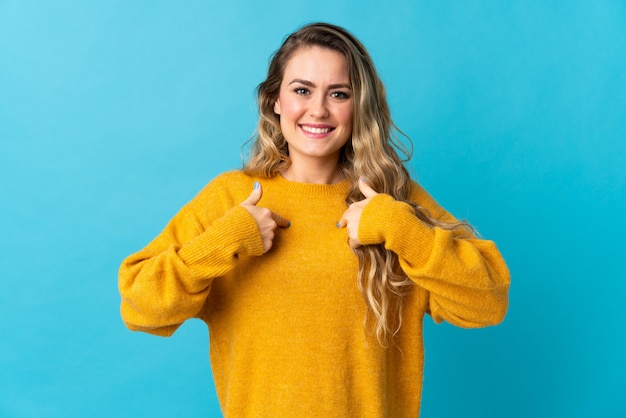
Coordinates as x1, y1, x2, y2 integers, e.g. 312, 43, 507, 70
358, 177, 379, 199
240, 181, 290, 253
241, 181, 263, 206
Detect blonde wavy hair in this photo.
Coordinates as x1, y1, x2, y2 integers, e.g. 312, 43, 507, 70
244, 22, 469, 346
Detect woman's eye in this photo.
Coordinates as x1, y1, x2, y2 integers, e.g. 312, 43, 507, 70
331, 91, 350, 99
294, 88, 309, 95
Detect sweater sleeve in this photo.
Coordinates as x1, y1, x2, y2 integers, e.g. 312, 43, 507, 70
118, 179, 265, 336
358, 188, 510, 328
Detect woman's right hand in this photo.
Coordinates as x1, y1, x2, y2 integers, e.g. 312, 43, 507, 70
240, 182, 290, 253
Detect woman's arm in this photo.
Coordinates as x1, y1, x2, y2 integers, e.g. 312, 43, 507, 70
118, 178, 265, 336
357, 183, 510, 328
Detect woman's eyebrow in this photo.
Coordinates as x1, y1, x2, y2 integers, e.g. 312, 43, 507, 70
288, 78, 352, 90
288, 78, 314, 86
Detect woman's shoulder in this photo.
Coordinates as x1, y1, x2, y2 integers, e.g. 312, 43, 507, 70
199, 170, 255, 195
408, 179, 431, 202
210, 170, 254, 185
170, 171, 257, 225
182, 170, 255, 208
408, 179, 447, 220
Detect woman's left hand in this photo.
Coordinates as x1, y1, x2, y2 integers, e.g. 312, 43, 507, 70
338, 177, 379, 248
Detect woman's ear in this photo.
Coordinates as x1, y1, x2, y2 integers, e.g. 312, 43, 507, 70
273, 98, 281, 115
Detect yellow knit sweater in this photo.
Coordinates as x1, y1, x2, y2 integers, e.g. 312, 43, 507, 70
118, 171, 510, 417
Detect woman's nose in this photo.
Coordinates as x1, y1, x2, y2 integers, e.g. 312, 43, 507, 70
309, 95, 329, 118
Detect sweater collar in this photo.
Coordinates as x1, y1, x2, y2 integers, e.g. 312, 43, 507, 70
268, 173, 351, 197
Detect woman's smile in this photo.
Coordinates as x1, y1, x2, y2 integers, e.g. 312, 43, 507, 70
300, 123, 335, 137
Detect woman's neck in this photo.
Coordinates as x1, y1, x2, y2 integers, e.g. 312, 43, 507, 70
280, 160, 344, 185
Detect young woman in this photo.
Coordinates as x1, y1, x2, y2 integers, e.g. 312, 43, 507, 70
119, 22, 510, 417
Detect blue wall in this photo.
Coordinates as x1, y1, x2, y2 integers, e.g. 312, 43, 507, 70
1, 1, 624, 417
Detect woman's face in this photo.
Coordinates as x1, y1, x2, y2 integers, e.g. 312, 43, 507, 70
274, 46, 353, 168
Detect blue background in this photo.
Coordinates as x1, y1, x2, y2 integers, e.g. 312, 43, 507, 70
1, 1, 625, 417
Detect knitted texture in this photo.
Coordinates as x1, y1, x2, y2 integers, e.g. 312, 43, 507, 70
119, 171, 510, 417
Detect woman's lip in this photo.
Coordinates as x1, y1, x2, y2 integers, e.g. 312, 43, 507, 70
300, 123, 334, 128
299, 124, 335, 135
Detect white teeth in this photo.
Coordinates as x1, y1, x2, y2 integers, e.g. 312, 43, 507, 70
302, 126, 331, 134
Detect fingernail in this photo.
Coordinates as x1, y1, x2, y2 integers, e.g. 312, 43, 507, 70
254, 181, 260, 190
